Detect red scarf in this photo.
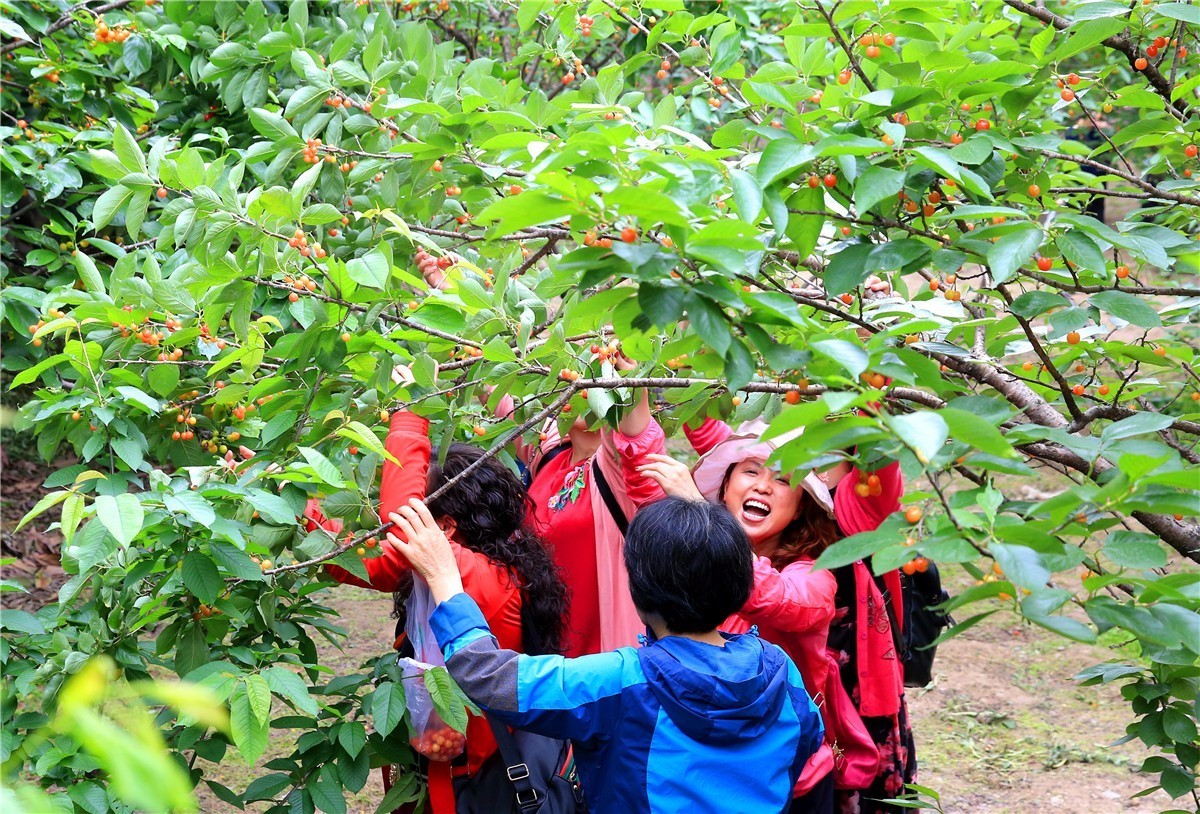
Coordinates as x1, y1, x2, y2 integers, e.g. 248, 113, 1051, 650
834, 467, 905, 718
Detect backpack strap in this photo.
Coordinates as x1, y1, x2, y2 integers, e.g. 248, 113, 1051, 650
590, 458, 629, 536
483, 714, 542, 811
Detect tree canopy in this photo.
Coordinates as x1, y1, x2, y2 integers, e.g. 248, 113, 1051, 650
2, 0, 1198, 810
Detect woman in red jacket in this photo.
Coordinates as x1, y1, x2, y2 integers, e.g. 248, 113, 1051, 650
639, 416, 911, 814
306, 407, 568, 814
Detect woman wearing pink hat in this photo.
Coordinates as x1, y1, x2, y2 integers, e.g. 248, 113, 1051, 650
638, 415, 913, 814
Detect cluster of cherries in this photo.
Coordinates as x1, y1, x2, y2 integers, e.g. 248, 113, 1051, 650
410, 726, 466, 761
93, 19, 135, 45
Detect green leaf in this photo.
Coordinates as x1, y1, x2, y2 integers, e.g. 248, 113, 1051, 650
1103, 532, 1168, 570
371, 683, 405, 737
1090, 290, 1161, 328
112, 123, 146, 174
986, 224, 1042, 284
810, 339, 867, 380
1156, 3, 1200, 23
1057, 230, 1105, 275
477, 190, 569, 235
940, 408, 1014, 457
148, 363, 180, 396
262, 667, 318, 715
813, 529, 892, 571
322, 490, 363, 519
230, 685, 269, 765
993, 543, 1050, 591
344, 249, 390, 289
310, 765, 347, 814
337, 421, 397, 465
61, 493, 84, 545
244, 673, 272, 726
853, 166, 905, 215
1101, 412, 1175, 443
248, 108, 299, 143
424, 667, 469, 734
888, 412, 949, 465
75, 252, 107, 296
122, 34, 152, 75
165, 491, 216, 526
244, 489, 297, 525
823, 244, 874, 297
94, 494, 143, 547
1011, 290, 1067, 318
15, 490, 69, 532
729, 168, 763, 222
337, 721, 367, 759
181, 552, 222, 605
93, 185, 134, 231
298, 447, 347, 488
757, 138, 814, 187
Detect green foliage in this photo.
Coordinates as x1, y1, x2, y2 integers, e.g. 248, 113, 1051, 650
2, 0, 1198, 810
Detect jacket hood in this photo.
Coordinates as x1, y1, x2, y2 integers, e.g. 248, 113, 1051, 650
637, 630, 792, 743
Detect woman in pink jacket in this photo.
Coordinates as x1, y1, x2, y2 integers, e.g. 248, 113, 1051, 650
640, 416, 910, 814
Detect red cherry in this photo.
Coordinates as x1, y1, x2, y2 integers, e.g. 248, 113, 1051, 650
620, 227, 638, 243
1185, 144, 1198, 158
823, 173, 837, 188
975, 119, 991, 131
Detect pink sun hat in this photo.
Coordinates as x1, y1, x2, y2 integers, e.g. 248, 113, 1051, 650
690, 418, 834, 513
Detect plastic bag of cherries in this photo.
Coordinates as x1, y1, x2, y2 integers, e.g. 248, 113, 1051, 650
398, 657, 467, 762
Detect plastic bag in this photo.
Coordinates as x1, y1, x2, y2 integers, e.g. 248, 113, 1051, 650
399, 578, 466, 762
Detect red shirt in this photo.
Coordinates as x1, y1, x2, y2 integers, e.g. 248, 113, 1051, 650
527, 450, 601, 658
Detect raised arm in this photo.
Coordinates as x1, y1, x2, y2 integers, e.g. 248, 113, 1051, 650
430, 592, 628, 745
737, 558, 837, 633
683, 416, 732, 457
323, 410, 432, 591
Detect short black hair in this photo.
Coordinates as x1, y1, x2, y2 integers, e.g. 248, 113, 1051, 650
623, 497, 753, 634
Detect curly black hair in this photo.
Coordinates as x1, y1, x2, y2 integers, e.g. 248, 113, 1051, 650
392, 443, 569, 656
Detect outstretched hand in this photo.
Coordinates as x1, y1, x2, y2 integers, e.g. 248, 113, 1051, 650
638, 454, 704, 501
386, 499, 464, 603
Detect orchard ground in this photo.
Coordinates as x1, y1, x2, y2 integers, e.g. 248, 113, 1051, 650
0, 445, 1176, 814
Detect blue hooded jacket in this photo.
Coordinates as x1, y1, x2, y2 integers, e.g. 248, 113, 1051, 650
429, 592, 824, 814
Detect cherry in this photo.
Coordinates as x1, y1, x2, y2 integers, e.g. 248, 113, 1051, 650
949, 133, 964, 145
508, 184, 523, 195
620, 227, 638, 243
1098, 385, 1111, 396
904, 507, 922, 524
1072, 384, 1085, 396
1134, 57, 1148, 70
1027, 184, 1041, 197
784, 390, 801, 405
838, 70, 851, 85
975, 118, 991, 131
823, 173, 837, 188
1060, 89, 1074, 102
1066, 331, 1080, 345
156, 187, 168, 199
1115, 265, 1130, 279
865, 45, 880, 58
1185, 144, 1198, 158
1036, 256, 1052, 271
807, 175, 820, 188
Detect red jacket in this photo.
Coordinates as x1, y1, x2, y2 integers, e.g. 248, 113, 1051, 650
307, 411, 522, 814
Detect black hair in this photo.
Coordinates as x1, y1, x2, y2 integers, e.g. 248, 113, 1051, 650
393, 444, 569, 656
623, 497, 753, 634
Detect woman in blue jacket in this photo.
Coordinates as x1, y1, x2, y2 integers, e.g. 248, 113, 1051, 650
387, 495, 824, 814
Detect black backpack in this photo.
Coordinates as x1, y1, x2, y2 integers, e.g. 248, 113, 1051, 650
452, 715, 586, 814
895, 563, 952, 688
